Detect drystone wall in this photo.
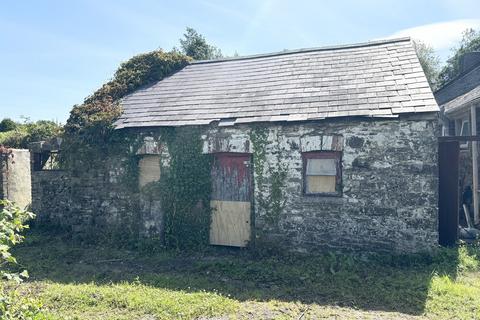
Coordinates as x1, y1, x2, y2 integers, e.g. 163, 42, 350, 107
31, 114, 439, 252
30, 135, 168, 240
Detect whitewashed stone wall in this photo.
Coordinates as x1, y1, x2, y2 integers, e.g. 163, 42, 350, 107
202, 115, 439, 253
31, 114, 439, 252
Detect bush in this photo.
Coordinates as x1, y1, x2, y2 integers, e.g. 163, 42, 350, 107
0, 200, 37, 319
0, 289, 42, 320
62, 50, 190, 166
0, 120, 16, 133
0, 120, 62, 149
0, 200, 35, 282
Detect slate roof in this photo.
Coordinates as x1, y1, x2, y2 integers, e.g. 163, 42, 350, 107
116, 37, 438, 128
443, 85, 480, 115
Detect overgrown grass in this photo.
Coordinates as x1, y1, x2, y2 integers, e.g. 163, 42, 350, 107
5, 229, 480, 319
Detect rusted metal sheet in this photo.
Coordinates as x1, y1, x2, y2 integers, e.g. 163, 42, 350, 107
438, 140, 460, 246
210, 153, 252, 247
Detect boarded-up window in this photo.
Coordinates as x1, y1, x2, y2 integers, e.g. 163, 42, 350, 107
138, 155, 161, 188
303, 151, 342, 196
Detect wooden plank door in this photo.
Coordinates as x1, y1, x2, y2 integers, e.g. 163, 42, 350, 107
210, 153, 252, 247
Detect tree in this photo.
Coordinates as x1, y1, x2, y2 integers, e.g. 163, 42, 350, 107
0, 119, 17, 132
178, 27, 222, 60
413, 40, 440, 91
438, 28, 480, 88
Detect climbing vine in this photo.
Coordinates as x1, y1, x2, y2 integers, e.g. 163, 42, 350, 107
249, 126, 289, 227
157, 127, 212, 249
62, 50, 190, 169
50, 50, 192, 246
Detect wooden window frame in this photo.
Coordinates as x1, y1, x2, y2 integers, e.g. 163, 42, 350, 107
459, 119, 470, 149
302, 151, 342, 197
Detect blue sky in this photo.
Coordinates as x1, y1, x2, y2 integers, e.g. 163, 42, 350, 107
1, 0, 479, 122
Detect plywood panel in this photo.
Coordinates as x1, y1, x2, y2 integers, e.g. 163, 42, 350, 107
210, 200, 251, 247
139, 155, 161, 188
306, 175, 336, 193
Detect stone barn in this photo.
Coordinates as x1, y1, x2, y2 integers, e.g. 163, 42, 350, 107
31, 37, 440, 252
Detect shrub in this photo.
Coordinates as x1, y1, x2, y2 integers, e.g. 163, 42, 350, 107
0, 200, 37, 319
62, 50, 190, 166
0, 200, 35, 282
0, 120, 62, 149
0, 120, 16, 133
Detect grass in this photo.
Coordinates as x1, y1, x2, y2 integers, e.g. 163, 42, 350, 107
4, 229, 480, 319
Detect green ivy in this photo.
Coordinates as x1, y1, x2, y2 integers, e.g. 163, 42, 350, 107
158, 127, 212, 249
49, 50, 192, 246
249, 126, 288, 227
62, 50, 190, 168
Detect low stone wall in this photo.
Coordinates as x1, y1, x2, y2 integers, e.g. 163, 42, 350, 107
0, 149, 32, 209
31, 170, 71, 225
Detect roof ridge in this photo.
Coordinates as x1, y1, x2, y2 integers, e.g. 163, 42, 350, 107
192, 37, 412, 65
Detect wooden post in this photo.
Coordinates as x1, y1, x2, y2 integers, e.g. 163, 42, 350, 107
472, 105, 480, 225
438, 140, 460, 246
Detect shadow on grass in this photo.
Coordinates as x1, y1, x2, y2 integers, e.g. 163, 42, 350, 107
12, 228, 477, 316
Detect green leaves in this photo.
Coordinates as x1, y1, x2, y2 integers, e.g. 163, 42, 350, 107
0, 200, 35, 284
0, 201, 36, 320
160, 127, 212, 249
438, 28, 480, 88
178, 27, 223, 60
62, 50, 190, 170
413, 40, 440, 91
0, 119, 62, 149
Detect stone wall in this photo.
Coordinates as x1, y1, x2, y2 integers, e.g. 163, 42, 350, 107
31, 114, 439, 252
0, 149, 32, 209
31, 170, 70, 225
30, 136, 165, 239
202, 114, 439, 253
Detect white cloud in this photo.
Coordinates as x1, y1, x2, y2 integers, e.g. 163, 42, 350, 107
386, 19, 480, 51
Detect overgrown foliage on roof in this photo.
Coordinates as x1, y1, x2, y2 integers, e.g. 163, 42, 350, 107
61, 50, 191, 165
64, 50, 191, 137
62, 27, 229, 162
64, 26, 223, 143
